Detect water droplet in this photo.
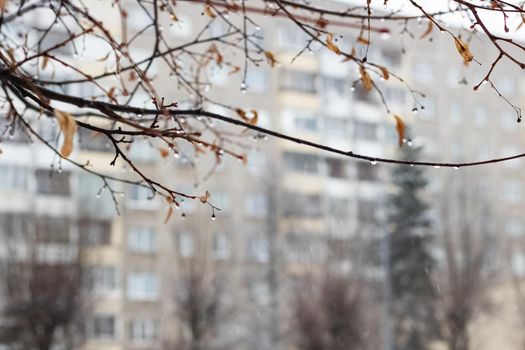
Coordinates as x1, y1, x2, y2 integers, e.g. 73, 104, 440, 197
350, 86, 356, 92
407, 139, 413, 147
255, 26, 261, 32
453, 166, 459, 170
120, 192, 125, 197
240, 82, 248, 95
410, 163, 415, 167
412, 107, 418, 114
380, 32, 391, 41
96, 193, 101, 199
211, 213, 216, 221
370, 159, 377, 165
434, 165, 441, 169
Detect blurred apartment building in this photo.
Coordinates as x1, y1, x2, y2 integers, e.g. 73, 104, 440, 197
1, 1, 525, 349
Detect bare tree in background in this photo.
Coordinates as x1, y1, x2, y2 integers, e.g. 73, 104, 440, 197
173, 252, 234, 350
437, 176, 495, 350
0, 215, 85, 350
289, 267, 374, 350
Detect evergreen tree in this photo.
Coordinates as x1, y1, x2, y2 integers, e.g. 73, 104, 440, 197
387, 146, 439, 350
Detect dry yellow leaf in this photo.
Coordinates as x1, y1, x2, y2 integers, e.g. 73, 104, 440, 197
359, 66, 373, 92
158, 147, 170, 158
357, 36, 369, 45
204, 4, 216, 18
164, 196, 174, 224
393, 115, 405, 148
380, 66, 390, 80
420, 21, 433, 39
264, 51, 278, 67
54, 110, 77, 157
326, 33, 341, 55
41, 55, 49, 70
454, 38, 473, 65
200, 190, 210, 203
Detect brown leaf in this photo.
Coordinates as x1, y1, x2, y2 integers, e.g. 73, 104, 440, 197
0, 0, 6, 10
96, 51, 111, 62
164, 196, 174, 224
107, 86, 116, 101
41, 55, 49, 70
315, 17, 329, 29
204, 4, 216, 18
54, 110, 77, 157
228, 66, 241, 75
158, 147, 170, 158
248, 110, 258, 125
420, 21, 433, 39
326, 33, 341, 55
379, 66, 390, 80
264, 51, 278, 68
200, 190, 210, 203
393, 115, 405, 148
357, 35, 369, 45
454, 38, 473, 65
359, 66, 373, 92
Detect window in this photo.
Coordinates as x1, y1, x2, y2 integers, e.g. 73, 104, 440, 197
127, 272, 159, 301
79, 220, 111, 246
383, 86, 407, 106
90, 315, 116, 339
323, 77, 346, 96
129, 140, 158, 163
245, 66, 269, 93
128, 227, 157, 253
412, 61, 434, 83
512, 253, 525, 277
248, 279, 270, 305
35, 169, 71, 196
474, 106, 488, 127
354, 121, 377, 141
245, 193, 269, 218
213, 232, 230, 259
326, 158, 347, 178
210, 191, 231, 213
128, 185, 157, 207
0, 213, 31, 238
449, 100, 462, 124
40, 30, 73, 56
178, 232, 194, 258
500, 110, 516, 130
129, 318, 158, 343
282, 192, 323, 218
503, 181, 522, 203
356, 162, 379, 181
324, 117, 351, 135
278, 24, 309, 49
86, 265, 118, 293
0, 166, 28, 191
506, 218, 523, 237
284, 152, 319, 174
280, 70, 317, 93
247, 234, 269, 263
357, 200, 376, 223
78, 128, 110, 152
35, 216, 70, 243
419, 97, 436, 119
328, 197, 350, 218
294, 115, 318, 132
247, 152, 267, 175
